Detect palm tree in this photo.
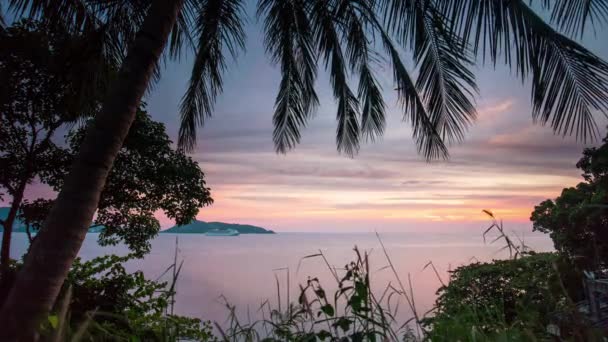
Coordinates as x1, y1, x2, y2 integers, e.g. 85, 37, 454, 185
1, 0, 608, 338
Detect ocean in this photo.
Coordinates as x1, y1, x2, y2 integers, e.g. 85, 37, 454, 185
6, 231, 554, 326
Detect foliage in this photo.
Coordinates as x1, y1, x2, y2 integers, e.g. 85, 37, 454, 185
67, 255, 168, 319
22, 109, 214, 256
17, 198, 54, 243
24, 238, 607, 341
37, 254, 218, 341
213, 246, 422, 342
9, 0, 608, 159
531, 132, 608, 269
0, 19, 83, 271
0, 19, 117, 271
423, 252, 591, 339
0, 20, 74, 212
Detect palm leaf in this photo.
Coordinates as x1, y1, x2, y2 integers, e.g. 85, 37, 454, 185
379, 28, 448, 159
168, 0, 197, 60
438, 0, 608, 141
310, 0, 360, 156
542, 0, 608, 37
178, 0, 246, 151
381, 0, 478, 145
347, 0, 449, 159
337, 0, 387, 143
258, 0, 319, 153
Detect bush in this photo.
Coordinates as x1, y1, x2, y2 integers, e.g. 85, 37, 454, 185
422, 252, 599, 340
34, 254, 217, 341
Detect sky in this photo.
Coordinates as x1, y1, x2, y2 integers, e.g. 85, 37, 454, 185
19, 5, 608, 233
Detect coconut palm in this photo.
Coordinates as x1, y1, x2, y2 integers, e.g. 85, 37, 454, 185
1, 0, 608, 338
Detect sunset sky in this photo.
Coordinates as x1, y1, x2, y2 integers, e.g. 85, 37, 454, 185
19, 7, 608, 233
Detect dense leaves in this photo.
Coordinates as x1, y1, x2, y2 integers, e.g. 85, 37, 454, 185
436, 0, 608, 141
0, 21, 81, 200
425, 253, 584, 339
0, 20, 106, 269
48, 254, 217, 341
1, 20, 205, 263
532, 132, 608, 269
43, 110, 214, 256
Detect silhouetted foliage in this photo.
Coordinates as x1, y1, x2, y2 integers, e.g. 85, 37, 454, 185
38, 109, 214, 256
531, 132, 608, 270
0, 21, 212, 257
18, 199, 54, 243
30, 254, 216, 341
0, 20, 85, 271
424, 253, 588, 339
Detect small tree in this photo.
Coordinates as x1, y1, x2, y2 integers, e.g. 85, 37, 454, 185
22, 109, 214, 257
531, 133, 608, 270
0, 21, 77, 275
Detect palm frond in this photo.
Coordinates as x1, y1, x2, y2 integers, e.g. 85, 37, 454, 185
379, 28, 448, 160
258, 0, 319, 153
337, 0, 387, 142
310, 0, 360, 156
381, 0, 478, 145
168, 0, 197, 60
414, 3, 477, 144
341, 0, 449, 159
540, 0, 608, 37
178, 0, 246, 151
439, 0, 608, 141
358, 63, 386, 142
8, 0, 98, 32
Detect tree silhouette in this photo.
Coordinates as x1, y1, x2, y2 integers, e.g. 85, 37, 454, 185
532, 132, 608, 270
52, 109, 214, 257
0, 20, 96, 277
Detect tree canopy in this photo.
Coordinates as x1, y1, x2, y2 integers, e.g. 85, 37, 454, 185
37, 109, 214, 256
1, 21, 211, 258
0, 20, 95, 271
0, 21, 79, 203
531, 133, 608, 270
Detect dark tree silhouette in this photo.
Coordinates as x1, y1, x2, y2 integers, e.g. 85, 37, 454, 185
532, 132, 608, 270
0, 21, 84, 277
50, 109, 214, 257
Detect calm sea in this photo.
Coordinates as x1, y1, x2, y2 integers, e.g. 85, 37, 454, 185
6, 231, 553, 326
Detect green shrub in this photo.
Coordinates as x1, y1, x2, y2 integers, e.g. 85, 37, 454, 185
422, 252, 600, 340
33, 254, 217, 341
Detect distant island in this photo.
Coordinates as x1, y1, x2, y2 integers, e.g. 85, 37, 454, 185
0, 207, 275, 235
163, 220, 275, 234
0, 207, 105, 233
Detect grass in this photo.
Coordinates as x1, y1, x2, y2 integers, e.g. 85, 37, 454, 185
34, 213, 606, 341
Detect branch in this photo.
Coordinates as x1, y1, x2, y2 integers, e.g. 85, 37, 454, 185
0, 182, 16, 195
25, 223, 34, 244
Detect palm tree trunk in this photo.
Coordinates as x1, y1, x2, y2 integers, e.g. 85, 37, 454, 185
0, 0, 184, 339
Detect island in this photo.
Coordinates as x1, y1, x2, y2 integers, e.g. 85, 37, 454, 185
162, 220, 275, 234
1, 207, 115, 233
1, 207, 275, 235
